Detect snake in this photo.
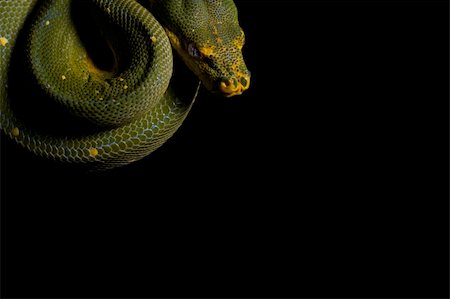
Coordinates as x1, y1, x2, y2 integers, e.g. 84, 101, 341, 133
0, 0, 250, 170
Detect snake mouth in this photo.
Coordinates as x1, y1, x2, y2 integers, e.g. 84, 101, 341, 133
217, 75, 250, 97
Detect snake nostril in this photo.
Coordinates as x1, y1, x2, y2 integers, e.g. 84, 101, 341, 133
239, 76, 248, 88
220, 81, 229, 90
219, 78, 234, 90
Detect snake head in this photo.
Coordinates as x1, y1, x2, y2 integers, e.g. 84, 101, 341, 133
151, 0, 251, 97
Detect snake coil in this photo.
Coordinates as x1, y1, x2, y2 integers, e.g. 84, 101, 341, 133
0, 0, 249, 170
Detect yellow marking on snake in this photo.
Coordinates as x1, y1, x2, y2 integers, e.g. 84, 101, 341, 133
233, 39, 243, 50
199, 46, 215, 57
61, 75, 66, 80
211, 25, 218, 36
150, 36, 157, 43
0, 37, 8, 46
233, 31, 245, 50
11, 127, 19, 137
165, 29, 181, 51
45, 20, 50, 26
89, 148, 99, 157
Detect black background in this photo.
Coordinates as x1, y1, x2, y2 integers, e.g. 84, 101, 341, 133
1, 0, 448, 298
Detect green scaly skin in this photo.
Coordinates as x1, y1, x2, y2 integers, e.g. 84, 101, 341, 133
0, 0, 250, 169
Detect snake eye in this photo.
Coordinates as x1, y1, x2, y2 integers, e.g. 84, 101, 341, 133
188, 43, 201, 59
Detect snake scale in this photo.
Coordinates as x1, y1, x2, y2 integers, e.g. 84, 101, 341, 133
0, 0, 250, 169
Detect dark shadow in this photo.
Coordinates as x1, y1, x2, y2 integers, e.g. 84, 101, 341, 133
70, 0, 130, 75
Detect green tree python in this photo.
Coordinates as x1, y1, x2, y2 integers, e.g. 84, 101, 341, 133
0, 0, 250, 169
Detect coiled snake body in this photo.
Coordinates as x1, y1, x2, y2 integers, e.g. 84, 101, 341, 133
0, 0, 250, 169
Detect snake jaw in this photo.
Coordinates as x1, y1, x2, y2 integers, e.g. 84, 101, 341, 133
219, 73, 250, 97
